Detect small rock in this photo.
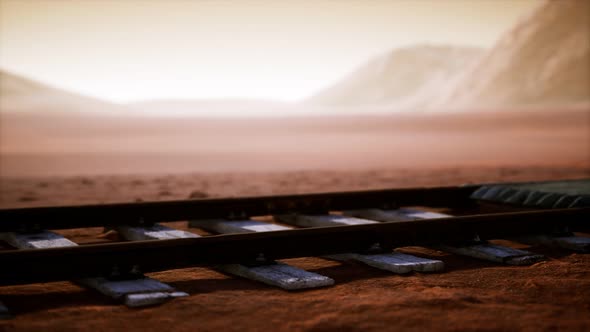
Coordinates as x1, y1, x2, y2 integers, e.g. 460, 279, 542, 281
79, 178, 94, 186
18, 194, 38, 202
188, 190, 209, 199
37, 181, 49, 188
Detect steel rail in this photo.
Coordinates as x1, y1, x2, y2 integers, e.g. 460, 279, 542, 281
0, 185, 478, 232
0, 207, 588, 286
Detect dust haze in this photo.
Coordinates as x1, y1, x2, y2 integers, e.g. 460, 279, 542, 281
0, 0, 589, 178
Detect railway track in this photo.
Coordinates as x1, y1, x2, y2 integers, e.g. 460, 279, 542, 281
0, 179, 588, 317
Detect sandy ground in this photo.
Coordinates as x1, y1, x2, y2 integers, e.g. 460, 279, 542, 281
0, 165, 589, 331
1, 166, 589, 208
0, 106, 589, 331
2, 110, 589, 177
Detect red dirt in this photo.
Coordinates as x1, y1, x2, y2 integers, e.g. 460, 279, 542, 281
1, 166, 589, 331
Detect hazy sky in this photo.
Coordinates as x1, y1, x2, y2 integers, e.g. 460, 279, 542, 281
0, 0, 538, 103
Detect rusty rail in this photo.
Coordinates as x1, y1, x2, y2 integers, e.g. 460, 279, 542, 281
0, 185, 478, 232
0, 207, 588, 286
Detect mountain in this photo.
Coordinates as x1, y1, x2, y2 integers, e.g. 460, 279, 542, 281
0, 70, 121, 115
428, 0, 590, 109
308, 0, 590, 110
307, 45, 484, 107
0, 70, 295, 117
4, 0, 589, 115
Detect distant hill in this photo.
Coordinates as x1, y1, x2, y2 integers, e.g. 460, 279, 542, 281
307, 45, 484, 107
3, 0, 589, 116
129, 99, 296, 117
308, 0, 590, 111
428, 0, 590, 109
0, 70, 121, 115
0, 70, 295, 117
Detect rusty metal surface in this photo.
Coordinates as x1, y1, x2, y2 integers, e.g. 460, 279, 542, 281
470, 179, 590, 208
0, 185, 478, 232
0, 207, 588, 286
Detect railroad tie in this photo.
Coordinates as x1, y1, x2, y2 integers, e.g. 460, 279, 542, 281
117, 224, 200, 241
357, 207, 590, 254
513, 234, 590, 253
0, 300, 10, 320
343, 208, 546, 265
122, 223, 334, 291
274, 214, 444, 273
0, 230, 188, 307
191, 218, 443, 274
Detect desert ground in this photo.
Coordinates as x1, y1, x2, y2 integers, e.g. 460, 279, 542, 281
0, 166, 589, 332
1, 109, 589, 331
1, 109, 588, 178
1, 0, 588, 329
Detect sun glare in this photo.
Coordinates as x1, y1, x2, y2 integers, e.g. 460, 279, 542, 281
0, 0, 537, 107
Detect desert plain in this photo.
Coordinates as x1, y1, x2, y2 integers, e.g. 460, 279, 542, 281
1, 0, 589, 329
1, 108, 589, 332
